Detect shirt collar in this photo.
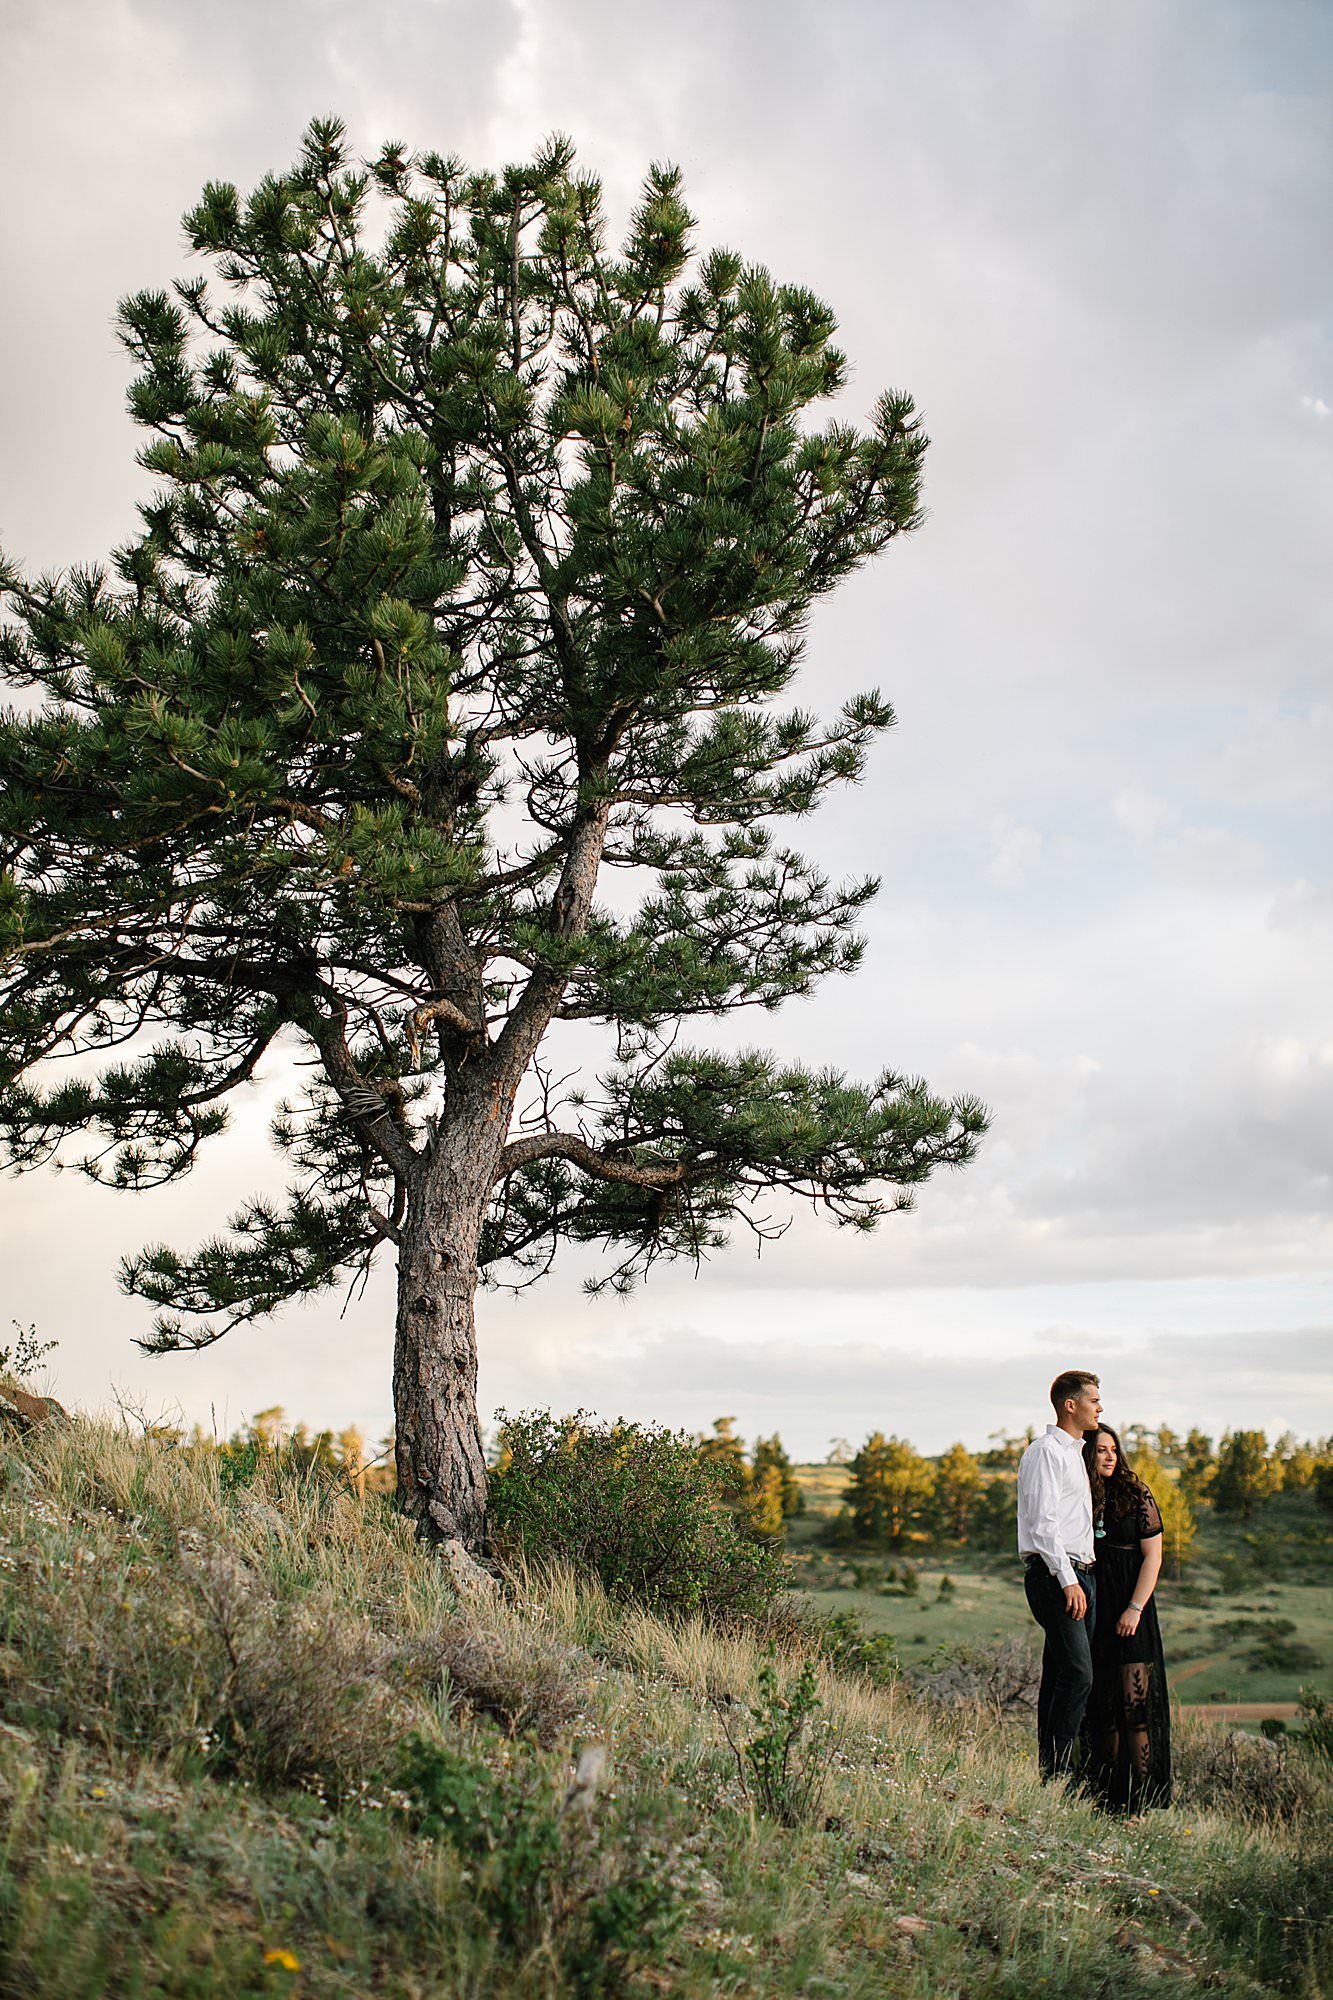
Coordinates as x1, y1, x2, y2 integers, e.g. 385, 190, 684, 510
1045, 1423, 1084, 1450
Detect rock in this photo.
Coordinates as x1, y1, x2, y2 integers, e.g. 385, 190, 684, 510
440, 1536, 499, 1601
563, 1742, 608, 1815
233, 1491, 288, 1539
894, 1914, 932, 1938
0, 1379, 69, 1431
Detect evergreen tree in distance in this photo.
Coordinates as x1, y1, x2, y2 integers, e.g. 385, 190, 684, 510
0, 122, 987, 1551
930, 1440, 982, 1542
847, 1433, 936, 1544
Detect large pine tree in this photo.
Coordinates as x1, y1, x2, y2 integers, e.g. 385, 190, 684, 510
0, 122, 986, 1550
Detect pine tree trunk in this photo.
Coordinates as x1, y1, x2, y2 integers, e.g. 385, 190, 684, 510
390, 812, 610, 1552
392, 1081, 505, 1551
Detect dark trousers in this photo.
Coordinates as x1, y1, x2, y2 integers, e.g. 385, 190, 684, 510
1024, 1561, 1096, 1779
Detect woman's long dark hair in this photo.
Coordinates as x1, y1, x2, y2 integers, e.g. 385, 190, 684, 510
1083, 1423, 1148, 1524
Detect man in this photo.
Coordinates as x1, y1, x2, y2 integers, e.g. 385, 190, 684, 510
1017, 1370, 1102, 1782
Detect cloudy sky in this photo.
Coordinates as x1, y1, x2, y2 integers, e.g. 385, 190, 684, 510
2, 0, 1330, 1458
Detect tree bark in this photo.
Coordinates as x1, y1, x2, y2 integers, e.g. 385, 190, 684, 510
392, 1072, 508, 1550
393, 804, 611, 1551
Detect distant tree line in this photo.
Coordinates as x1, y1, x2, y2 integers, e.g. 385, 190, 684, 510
828, 1423, 1333, 1573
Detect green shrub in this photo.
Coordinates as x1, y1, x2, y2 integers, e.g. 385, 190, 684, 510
3, 1526, 415, 1791
1214, 1615, 1297, 1642
713, 1655, 833, 1826
0, 1459, 581, 1783
395, 1732, 680, 1993
1248, 1637, 1321, 1673
810, 1608, 901, 1689
489, 1409, 787, 1620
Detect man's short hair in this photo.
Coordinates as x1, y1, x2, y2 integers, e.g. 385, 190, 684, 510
1050, 1369, 1099, 1414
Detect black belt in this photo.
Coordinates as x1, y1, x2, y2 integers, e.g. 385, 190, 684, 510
1026, 1554, 1095, 1576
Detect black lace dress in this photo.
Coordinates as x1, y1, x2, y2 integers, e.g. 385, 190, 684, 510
1080, 1483, 1172, 1810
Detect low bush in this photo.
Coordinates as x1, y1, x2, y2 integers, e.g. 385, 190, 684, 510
419, 1605, 588, 1745
911, 1636, 1040, 1716
1213, 1615, 1297, 1642
1247, 1636, 1322, 1673
3, 1523, 415, 1790
184, 1550, 415, 1788
0, 1437, 586, 1793
1211, 1615, 1322, 1676
1174, 1709, 1333, 1822
488, 1409, 787, 1620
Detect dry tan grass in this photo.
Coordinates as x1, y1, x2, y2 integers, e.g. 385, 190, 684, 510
0, 1418, 586, 1776
2, 1416, 1330, 2000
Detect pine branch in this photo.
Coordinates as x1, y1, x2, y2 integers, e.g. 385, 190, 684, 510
495, 1130, 687, 1191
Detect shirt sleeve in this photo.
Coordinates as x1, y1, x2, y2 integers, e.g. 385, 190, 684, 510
1019, 1445, 1076, 1588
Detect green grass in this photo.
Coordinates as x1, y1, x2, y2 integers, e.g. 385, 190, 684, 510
787, 1466, 1333, 1707
0, 1421, 1330, 1998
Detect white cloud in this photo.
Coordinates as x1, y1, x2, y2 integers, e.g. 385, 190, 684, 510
1269, 879, 1333, 931
1112, 786, 1178, 840
986, 821, 1043, 887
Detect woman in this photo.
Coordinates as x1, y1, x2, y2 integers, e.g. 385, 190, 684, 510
1079, 1425, 1172, 1810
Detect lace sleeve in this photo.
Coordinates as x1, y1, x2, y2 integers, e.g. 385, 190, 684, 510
1138, 1485, 1163, 1539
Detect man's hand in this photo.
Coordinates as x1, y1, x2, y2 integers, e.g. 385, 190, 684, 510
1063, 1581, 1088, 1620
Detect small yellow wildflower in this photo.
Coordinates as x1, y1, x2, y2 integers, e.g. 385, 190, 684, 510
90, 1787, 107, 1800
1148, 1889, 1160, 1897
263, 1948, 301, 1971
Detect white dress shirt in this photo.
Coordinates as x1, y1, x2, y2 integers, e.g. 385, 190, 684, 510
1016, 1424, 1094, 1588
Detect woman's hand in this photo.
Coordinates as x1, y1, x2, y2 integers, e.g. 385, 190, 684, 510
1116, 1603, 1143, 1638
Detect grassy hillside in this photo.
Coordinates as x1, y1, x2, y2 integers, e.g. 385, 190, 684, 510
787, 1466, 1333, 1710
0, 1417, 1330, 1998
